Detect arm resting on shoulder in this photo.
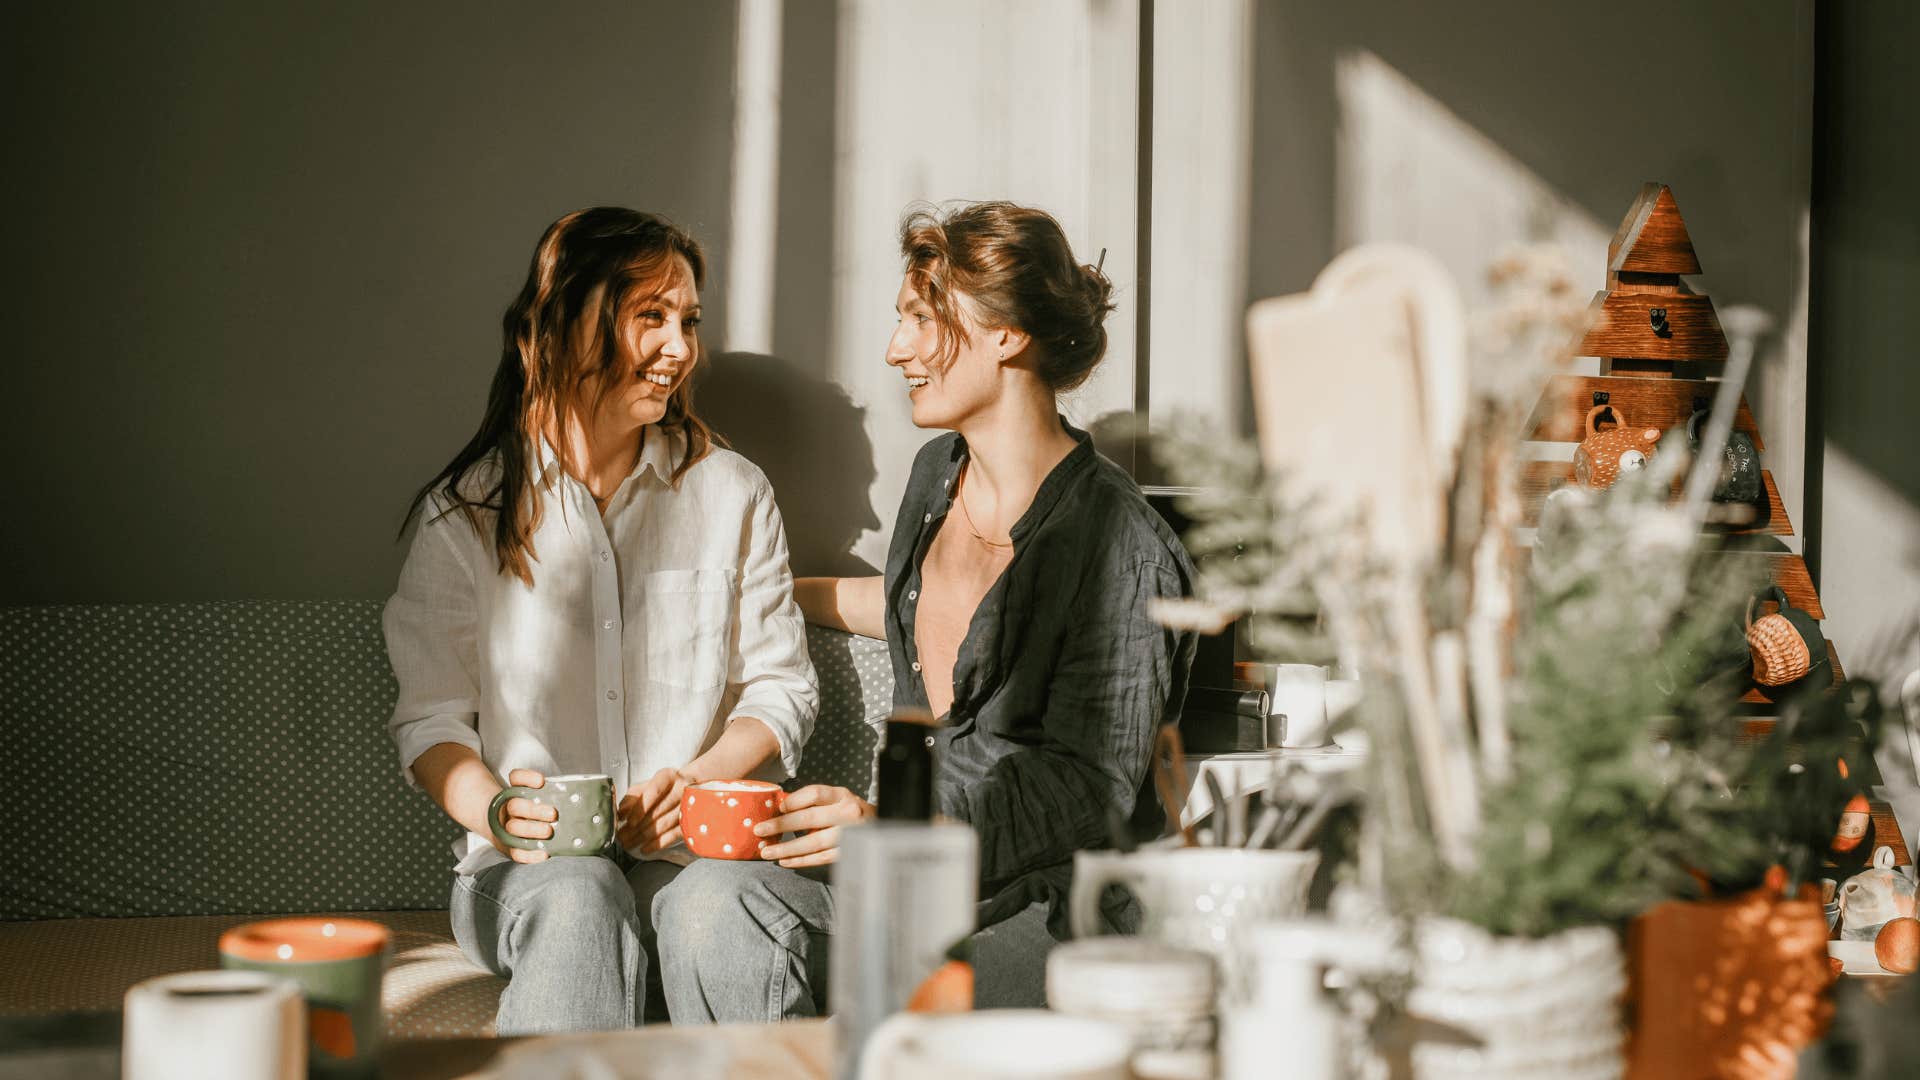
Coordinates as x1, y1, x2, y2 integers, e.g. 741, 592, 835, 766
795, 576, 886, 640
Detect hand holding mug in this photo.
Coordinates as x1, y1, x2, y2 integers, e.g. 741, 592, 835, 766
489, 771, 615, 860
489, 768, 558, 864
755, 784, 876, 868
618, 767, 692, 855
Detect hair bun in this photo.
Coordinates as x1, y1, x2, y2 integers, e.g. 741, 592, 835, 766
1076, 260, 1116, 340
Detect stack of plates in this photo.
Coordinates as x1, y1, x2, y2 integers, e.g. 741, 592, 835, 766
1047, 938, 1216, 1080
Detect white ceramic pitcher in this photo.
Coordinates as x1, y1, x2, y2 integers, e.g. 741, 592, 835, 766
1070, 847, 1319, 982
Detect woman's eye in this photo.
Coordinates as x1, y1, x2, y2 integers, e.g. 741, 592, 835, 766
684, 317, 701, 330
637, 309, 663, 322
914, 314, 930, 326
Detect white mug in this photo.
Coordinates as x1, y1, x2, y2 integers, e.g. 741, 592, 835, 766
859, 1009, 1133, 1080
1070, 847, 1319, 997
123, 971, 305, 1080
1267, 664, 1332, 748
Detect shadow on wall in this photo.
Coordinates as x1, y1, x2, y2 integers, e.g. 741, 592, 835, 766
1243, 0, 1811, 431
699, 352, 881, 577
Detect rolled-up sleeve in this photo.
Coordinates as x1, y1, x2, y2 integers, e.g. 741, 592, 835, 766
943, 559, 1186, 887
726, 480, 819, 777
381, 500, 486, 787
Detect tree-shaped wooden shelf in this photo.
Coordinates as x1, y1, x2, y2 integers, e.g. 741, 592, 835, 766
1520, 182, 1906, 865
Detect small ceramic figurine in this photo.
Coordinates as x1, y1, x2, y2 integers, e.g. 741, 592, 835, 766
1832, 793, 1874, 857
1838, 846, 1918, 941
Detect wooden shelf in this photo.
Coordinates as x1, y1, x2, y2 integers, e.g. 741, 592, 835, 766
1519, 461, 1792, 537
1581, 291, 1729, 363
1872, 802, 1910, 866
1742, 552, 1823, 620
1524, 374, 1762, 450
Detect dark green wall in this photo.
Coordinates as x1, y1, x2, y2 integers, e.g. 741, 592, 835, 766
2, 3, 737, 603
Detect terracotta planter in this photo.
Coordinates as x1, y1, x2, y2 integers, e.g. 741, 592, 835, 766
1625, 888, 1833, 1080
1409, 917, 1626, 1080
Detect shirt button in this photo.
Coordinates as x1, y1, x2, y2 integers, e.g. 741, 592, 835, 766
910, 661, 922, 673
908, 590, 918, 601
923, 513, 932, 524
605, 689, 618, 701
602, 619, 614, 630
600, 550, 610, 562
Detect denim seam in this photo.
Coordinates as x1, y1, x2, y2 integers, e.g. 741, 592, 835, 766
763, 910, 804, 1022
457, 871, 526, 920
452, 873, 520, 980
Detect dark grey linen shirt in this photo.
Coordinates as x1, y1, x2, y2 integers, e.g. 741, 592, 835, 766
883, 421, 1198, 928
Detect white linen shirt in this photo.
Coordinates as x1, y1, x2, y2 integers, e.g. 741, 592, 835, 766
382, 429, 817, 873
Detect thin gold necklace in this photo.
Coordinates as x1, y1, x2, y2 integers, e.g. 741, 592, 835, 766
955, 470, 1014, 548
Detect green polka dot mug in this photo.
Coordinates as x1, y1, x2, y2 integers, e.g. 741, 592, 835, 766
489, 773, 615, 856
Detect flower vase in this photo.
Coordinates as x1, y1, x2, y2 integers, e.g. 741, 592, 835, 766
1408, 917, 1626, 1080
1624, 887, 1832, 1079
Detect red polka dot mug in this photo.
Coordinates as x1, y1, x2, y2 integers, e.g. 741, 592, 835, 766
682, 779, 785, 859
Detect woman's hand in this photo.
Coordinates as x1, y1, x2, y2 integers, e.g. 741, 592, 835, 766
492, 768, 559, 865
755, 784, 877, 868
618, 767, 694, 855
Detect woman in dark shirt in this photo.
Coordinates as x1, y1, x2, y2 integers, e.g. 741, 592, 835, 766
651, 201, 1197, 1018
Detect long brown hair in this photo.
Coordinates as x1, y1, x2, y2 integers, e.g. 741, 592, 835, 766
402, 207, 719, 585
899, 201, 1116, 391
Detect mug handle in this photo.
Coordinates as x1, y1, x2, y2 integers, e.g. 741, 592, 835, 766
1069, 856, 1140, 940
859, 1013, 927, 1080
488, 785, 546, 852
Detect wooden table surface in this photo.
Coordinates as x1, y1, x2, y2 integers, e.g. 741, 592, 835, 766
0, 1012, 832, 1080
443, 1018, 832, 1079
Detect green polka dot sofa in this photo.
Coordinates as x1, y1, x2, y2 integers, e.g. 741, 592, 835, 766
0, 602, 892, 1038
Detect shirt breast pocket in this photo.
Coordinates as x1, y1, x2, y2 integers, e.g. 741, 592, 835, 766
643, 568, 739, 691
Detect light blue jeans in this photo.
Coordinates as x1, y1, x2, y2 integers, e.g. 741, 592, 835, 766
650, 859, 1057, 1023
450, 855, 681, 1034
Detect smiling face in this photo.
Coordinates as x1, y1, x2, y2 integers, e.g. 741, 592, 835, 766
573, 254, 701, 437
886, 274, 1005, 430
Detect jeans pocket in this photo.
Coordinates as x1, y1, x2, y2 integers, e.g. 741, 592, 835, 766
643, 568, 738, 690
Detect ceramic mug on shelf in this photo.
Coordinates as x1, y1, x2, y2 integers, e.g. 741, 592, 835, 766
859, 1009, 1133, 1080
488, 773, 615, 857
682, 779, 785, 859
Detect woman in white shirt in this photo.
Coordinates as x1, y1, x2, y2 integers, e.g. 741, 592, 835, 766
382, 207, 817, 1033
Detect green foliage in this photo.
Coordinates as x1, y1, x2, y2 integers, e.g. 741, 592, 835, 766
1436, 461, 1764, 935
1146, 410, 1883, 940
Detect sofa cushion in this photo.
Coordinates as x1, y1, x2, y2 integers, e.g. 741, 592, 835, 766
0, 911, 503, 1039
791, 624, 893, 800
0, 602, 455, 920
3, 604, 895, 921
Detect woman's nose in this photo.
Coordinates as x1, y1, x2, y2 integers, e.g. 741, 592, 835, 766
885, 329, 912, 367
662, 324, 690, 361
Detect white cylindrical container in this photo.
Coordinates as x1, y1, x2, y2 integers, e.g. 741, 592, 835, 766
1267, 664, 1332, 748
123, 970, 305, 1080
830, 819, 979, 1080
